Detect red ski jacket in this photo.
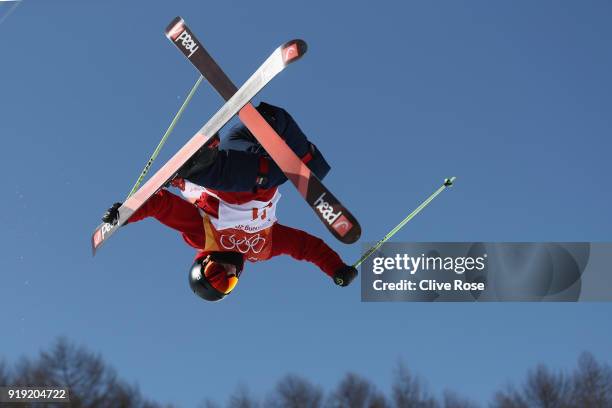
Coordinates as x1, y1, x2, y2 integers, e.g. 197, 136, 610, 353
128, 189, 345, 277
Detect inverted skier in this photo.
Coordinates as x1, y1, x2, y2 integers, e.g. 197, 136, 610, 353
103, 102, 357, 301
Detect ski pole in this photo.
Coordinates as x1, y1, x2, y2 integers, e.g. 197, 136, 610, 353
353, 177, 456, 268
126, 75, 204, 199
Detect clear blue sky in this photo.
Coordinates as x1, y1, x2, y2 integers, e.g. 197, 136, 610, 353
1, 0, 611, 405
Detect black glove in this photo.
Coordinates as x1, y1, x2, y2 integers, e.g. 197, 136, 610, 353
333, 265, 358, 287
102, 202, 122, 225
177, 145, 219, 179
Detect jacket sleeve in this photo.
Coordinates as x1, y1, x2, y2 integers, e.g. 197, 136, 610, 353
127, 189, 204, 247
269, 223, 346, 277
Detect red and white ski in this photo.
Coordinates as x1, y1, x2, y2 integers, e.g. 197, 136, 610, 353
165, 17, 361, 244
91, 37, 307, 255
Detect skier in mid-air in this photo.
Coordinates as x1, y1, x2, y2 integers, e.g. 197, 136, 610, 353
103, 102, 357, 301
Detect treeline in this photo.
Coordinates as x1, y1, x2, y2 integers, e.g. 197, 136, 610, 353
1, 338, 611, 407
0, 338, 168, 408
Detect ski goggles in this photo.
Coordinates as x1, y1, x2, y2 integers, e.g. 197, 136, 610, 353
203, 261, 239, 295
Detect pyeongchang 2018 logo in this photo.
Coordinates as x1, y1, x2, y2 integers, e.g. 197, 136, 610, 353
314, 193, 352, 237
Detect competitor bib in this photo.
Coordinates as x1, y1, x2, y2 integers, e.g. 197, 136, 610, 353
180, 180, 280, 233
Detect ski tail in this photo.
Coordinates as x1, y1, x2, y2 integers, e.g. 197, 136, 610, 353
306, 177, 361, 243
166, 17, 237, 99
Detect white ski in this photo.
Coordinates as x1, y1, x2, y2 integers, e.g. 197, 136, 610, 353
91, 39, 307, 255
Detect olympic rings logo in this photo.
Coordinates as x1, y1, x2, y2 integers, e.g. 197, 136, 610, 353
220, 234, 267, 254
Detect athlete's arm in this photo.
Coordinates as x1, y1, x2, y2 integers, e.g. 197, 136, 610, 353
269, 223, 346, 277
127, 189, 204, 246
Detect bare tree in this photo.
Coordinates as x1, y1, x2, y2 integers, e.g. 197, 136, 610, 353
491, 387, 529, 408
442, 391, 479, 408
569, 352, 612, 407
10, 337, 172, 408
368, 391, 391, 408
392, 362, 437, 408
326, 372, 389, 408
266, 374, 323, 408
527, 365, 572, 407
198, 400, 222, 408
493, 365, 571, 408
491, 353, 611, 408
228, 385, 259, 408
0, 359, 11, 386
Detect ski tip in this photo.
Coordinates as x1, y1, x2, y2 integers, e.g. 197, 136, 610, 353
165, 16, 185, 40
91, 223, 110, 256
340, 227, 361, 245
91, 233, 99, 257
281, 39, 308, 65
332, 215, 361, 245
